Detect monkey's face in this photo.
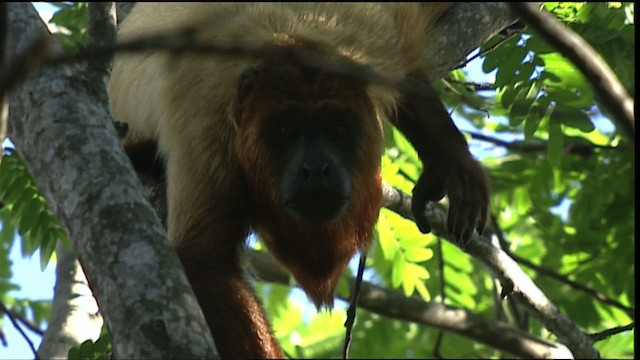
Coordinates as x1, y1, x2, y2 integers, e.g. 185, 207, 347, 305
234, 63, 384, 305
235, 63, 381, 227
261, 107, 361, 223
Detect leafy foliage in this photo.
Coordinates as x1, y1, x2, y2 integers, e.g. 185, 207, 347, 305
67, 325, 111, 360
0, 149, 68, 270
48, 2, 89, 53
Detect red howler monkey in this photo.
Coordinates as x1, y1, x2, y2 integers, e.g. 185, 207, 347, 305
108, 3, 489, 358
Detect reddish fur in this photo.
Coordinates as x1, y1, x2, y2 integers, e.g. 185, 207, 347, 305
236, 65, 383, 307
235, 64, 384, 307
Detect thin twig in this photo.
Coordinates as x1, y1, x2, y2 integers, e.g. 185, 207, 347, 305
590, 323, 634, 342
453, 25, 523, 71
342, 252, 367, 360
2, 24, 474, 111
445, 77, 496, 91
490, 216, 527, 330
0, 301, 39, 359
468, 131, 627, 154
12, 310, 44, 337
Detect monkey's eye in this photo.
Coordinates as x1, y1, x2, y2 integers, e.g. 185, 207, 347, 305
278, 124, 296, 140
324, 122, 347, 140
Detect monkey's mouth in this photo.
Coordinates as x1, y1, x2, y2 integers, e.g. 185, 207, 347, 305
285, 194, 350, 223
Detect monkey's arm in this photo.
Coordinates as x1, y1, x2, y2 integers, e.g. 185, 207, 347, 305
393, 79, 489, 243
177, 246, 284, 359
162, 145, 283, 358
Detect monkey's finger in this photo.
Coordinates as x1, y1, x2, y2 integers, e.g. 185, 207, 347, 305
423, 171, 446, 202
459, 174, 477, 244
446, 173, 464, 241
457, 170, 483, 244
460, 202, 476, 244
470, 171, 489, 236
462, 173, 482, 243
475, 191, 489, 236
412, 172, 441, 234
416, 217, 431, 234
412, 193, 431, 234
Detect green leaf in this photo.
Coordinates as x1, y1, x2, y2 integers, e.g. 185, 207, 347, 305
413, 280, 431, 302
404, 247, 434, 263
495, 46, 529, 88
49, 3, 89, 54
391, 252, 405, 288
501, 83, 524, 108
539, 53, 593, 104
376, 211, 397, 261
526, 35, 556, 54
397, 233, 431, 249
509, 80, 543, 127
40, 235, 57, 270
0, 150, 66, 267
0, 219, 17, 247
547, 114, 564, 168
559, 109, 595, 132
405, 262, 429, 280
524, 96, 551, 139
510, 62, 536, 84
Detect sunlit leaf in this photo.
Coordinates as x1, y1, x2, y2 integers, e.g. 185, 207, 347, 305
404, 247, 434, 263
391, 252, 405, 288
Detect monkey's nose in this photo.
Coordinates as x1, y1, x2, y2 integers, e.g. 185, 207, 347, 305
301, 162, 330, 181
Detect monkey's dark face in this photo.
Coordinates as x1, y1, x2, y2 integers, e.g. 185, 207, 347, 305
262, 107, 361, 223
235, 63, 378, 225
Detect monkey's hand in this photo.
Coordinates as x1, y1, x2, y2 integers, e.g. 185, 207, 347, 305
395, 77, 489, 243
412, 153, 489, 244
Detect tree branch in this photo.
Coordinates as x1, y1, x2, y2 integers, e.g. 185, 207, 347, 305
7, 3, 217, 358
490, 213, 634, 343
2, 4, 519, 111
382, 183, 599, 359
589, 323, 634, 342
247, 249, 574, 359
506, 250, 634, 317
468, 131, 627, 154
36, 243, 103, 359
428, 4, 520, 78
0, 302, 39, 358
0, 305, 45, 337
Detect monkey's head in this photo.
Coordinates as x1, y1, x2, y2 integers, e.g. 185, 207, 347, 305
234, 61, 384, 306
235, 63, 383, 222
